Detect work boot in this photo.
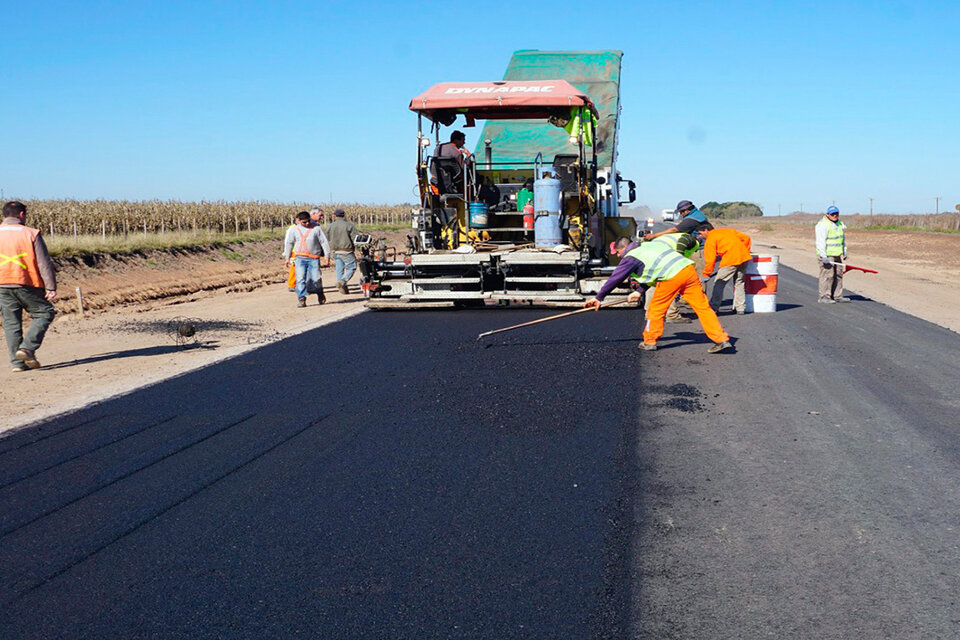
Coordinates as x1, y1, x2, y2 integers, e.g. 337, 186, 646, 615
297, 297, 307, 308
817, 297, 836, 304
736, 309, 746, 315
339, 282, 349, 295
317, 292, 326, 305
835, 296, 851, 303
639, 342, 657, 351
666, 315, 693, 324
707, 341, 732, 354
15, 348, 41, 369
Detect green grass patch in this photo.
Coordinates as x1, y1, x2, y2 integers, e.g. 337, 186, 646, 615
221, 249, 245, 261
47, 229, 285, 258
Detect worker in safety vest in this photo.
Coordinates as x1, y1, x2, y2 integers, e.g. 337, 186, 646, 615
0, 201, 57, 371
815, 205, 849, 303
586, 233, 732, 353
283, 211, 331, 307
700, 227, 753, 314
286, 207, 327, 289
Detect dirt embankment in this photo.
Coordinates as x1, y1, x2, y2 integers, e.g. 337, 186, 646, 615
0, 230, 410, 433
51, 229, 410, 313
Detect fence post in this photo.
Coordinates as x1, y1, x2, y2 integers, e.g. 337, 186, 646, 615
101, 219, 106, 238
75, 287, 86, 316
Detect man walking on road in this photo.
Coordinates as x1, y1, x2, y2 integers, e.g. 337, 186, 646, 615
701, 227, 753, 314
815, 205, 850, 303
325, 209, 360, 295
586, 233, 732, 353
284, 212, 331, 307
0, 201, 57, 371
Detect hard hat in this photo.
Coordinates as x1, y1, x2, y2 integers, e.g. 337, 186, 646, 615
826, 206, 840, 215
675, 200, 695, 215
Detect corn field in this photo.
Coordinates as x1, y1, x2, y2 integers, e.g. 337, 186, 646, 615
759, 212, 960, 233
20, 200, 413, 237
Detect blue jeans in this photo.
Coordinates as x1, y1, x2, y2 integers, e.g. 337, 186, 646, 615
334, 252, 357, 284
294, 257, 322, 299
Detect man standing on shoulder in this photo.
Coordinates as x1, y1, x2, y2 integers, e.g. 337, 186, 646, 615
284, 211, 331, 307
701, 227, 753, 314
324, 209, 360, 295
0, 201, 57, 371
815, 205, 849, 303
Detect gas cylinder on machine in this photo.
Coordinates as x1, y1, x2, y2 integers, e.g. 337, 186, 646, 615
533, 176, 562, 247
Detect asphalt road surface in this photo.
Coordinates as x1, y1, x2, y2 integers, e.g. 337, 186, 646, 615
1, 266, 959, 639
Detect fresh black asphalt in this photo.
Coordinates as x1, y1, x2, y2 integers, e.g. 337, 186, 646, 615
1, 266, 958, 638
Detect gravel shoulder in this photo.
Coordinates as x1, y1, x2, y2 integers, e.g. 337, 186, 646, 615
724, 218, 960, 333
0, 235, 394, 434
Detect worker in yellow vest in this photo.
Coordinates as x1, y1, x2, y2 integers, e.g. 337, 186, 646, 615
0, 201, 58, 371
815, 205, 849, 303
586, 234, 732, 353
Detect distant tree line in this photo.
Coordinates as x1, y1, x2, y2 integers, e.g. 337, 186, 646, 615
700, 201, 763, 218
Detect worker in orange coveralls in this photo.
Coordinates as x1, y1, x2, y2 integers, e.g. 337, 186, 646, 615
700, 227, 753, 315
586, 233, 733, 353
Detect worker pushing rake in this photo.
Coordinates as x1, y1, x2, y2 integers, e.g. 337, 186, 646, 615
479, 229, 734, 354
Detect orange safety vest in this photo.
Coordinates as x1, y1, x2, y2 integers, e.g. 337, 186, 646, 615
0, 224, 45, 288
292, 225, 321, 259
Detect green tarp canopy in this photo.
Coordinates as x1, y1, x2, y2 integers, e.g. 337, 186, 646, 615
477, 50, 623, 168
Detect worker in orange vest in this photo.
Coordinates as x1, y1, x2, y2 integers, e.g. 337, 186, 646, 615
700, 226, 753, 315
287, 208, 326, 290
0, 201, 58, 371
283, 211, 331, 307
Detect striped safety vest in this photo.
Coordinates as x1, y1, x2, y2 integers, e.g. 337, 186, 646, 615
824, 219, 846, 257
0, 224, 44, 288
625, 239, 694, 285
292, 225, 320, 259
652, 232, 699, 258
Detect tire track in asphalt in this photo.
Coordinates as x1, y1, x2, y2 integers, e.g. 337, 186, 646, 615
2, 414, 332, 606
0, 413, 257, 538
0, 414, 179, 490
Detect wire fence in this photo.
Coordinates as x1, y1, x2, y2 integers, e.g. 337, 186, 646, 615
19, 200, 414, 237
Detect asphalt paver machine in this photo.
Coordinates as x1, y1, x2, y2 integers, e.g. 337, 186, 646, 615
361, 50, 636, 308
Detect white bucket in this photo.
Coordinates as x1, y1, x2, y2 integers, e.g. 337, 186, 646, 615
744, 254, 779, 313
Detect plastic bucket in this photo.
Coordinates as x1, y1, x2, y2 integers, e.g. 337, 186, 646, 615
744, 254, 779, 313
468, 202, 488, 228
534, 213, 562, 248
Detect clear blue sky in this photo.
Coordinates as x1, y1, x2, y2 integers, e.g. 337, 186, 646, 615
2, 0, 958, 214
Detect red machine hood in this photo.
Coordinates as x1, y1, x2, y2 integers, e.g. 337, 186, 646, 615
409, 80, 598, 121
